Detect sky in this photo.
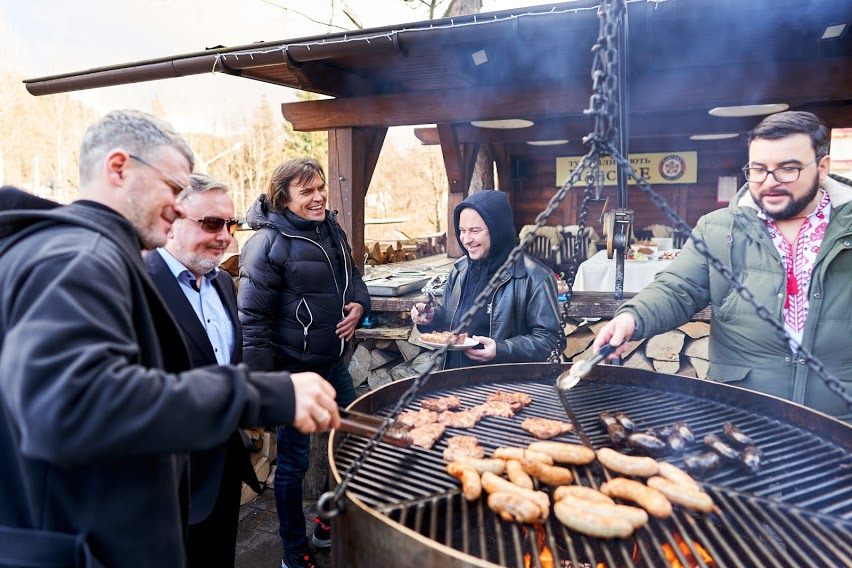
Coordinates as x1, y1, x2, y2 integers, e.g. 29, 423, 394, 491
1, 0, 551, 136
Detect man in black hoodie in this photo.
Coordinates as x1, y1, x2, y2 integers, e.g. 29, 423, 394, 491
412, 190, 561, 369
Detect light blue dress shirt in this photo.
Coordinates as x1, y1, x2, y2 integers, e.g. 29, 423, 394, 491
157, 248, 235, 365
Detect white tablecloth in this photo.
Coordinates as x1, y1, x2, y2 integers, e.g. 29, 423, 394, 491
573, 250, 674, 293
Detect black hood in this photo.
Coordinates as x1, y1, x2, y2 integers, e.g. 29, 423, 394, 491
453, 190, 516, 265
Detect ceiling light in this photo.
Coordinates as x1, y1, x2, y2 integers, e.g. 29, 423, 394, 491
526, 139, 569, 146
471, 49, 488, 66
821, 24, 847, 40
470, 119, 534, 129
689, 133, 739, 141
708, 104, 789, 117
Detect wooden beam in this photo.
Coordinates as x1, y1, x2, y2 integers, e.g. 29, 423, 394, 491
281, 61, 852, 131
327, 127, 387, 271
447, 191, 464, 259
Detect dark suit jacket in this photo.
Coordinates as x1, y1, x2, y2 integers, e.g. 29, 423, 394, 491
144, 250, 260, 524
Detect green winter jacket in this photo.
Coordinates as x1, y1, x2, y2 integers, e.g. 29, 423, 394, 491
619, 174, 852, 421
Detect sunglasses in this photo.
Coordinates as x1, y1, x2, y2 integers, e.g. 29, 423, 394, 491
183, 216, 239, 236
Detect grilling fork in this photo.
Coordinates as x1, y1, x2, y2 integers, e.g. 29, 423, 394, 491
556, 343, 619, 392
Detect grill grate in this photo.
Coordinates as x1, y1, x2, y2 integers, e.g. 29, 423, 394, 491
332, 368, 852, 567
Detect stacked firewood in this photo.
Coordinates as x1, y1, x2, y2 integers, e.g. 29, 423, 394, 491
365, 234, 446, 265
563, 320, 710, 378
348, 336, 436, 390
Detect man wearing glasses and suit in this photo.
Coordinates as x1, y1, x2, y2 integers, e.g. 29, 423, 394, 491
593, 111, 852, 421
144, 173, 256, 568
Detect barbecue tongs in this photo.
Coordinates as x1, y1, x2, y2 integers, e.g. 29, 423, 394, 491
336, 409, 413, 447
556, 343, 619, 392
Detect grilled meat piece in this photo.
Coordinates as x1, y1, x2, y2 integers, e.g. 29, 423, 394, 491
626, 432, 667, 457
486, 390, 532, 412
439, 409, 480, 429
599, 411, 627, 445
613, 411, 637, 432
723, 422, 755, 447
397, 408, 439, 429
470, 401, 515, 418
666, 431, 686, 453
597, 447, 659, 477
521, 417, 574, 439
704, 434, 741, 461
672, 421, 695, 444
419, 331, 469, 345
420, 395, 462, 412
682, 451, 722, 477
446, 462, 481, 501
442, 435, 485, 461
409, 422, 446, 449
741, 445, 763, 474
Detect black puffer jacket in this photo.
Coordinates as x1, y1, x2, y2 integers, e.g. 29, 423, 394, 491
239, 195, 370, 373
420, 190, 561, 368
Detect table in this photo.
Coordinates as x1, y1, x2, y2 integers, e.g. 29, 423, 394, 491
572, 250, 674, 293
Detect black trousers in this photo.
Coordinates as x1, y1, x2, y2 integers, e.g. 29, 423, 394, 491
185, 437, 245, 568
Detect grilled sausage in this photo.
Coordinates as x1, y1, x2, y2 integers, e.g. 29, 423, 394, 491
682, 451, 722, 477
647, 476, 714, 513
480, 472, 549, 518
626, 432, 667, 457
599, 411, 628, 444
553, 499, 634, 539
527, 441, 596, 465
597, 447, 660, 477
741, 445, 763, 474
506, 459, 534, 489
446, 462, 481, 501
520, 458, 574, 486
487, 492, 544, 524
454, 457, 506, 475
600, 477, 672, 519
492, 447, 554, 465
704, 434, 741, 461
553, 485, 615, 504
613, 411, 637, 432
657, 461, 701, 492
723, 422, 755, 447
557, 494, 648, 529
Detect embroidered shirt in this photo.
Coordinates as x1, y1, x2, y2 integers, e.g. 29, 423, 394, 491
157, 248, 235, 365
759, 190, 831, 346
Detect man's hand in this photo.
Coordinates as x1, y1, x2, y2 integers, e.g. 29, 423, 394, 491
336, 302, 365, 341
464, 336, 496, 363
290, 372, 340, 433
410, 302, 434, 325
592, 313, 636, 360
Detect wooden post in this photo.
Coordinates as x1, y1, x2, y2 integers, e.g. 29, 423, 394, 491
327, 126, 387, 270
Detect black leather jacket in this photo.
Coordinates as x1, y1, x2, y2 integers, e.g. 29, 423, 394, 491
423, 252, 561, 368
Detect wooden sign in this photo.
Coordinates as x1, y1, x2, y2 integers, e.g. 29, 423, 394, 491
556, 151, 698, 186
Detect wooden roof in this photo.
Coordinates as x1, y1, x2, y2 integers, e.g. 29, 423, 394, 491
25, 0, 852, 149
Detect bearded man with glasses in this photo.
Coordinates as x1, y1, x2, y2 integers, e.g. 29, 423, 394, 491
593, 111, 852, 421
0, 110, 341, 568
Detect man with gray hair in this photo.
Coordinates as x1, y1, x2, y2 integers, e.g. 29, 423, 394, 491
0, 110, 341, 567
145, 173, 255, 568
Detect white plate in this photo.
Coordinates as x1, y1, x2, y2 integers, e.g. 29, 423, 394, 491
419, 337, 480, 350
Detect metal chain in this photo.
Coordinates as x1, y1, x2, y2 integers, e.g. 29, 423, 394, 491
604, 144, 852, 410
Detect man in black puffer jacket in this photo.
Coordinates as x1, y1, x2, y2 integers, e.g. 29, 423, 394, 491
239, 157, 370, 568
411, 190, 561, 369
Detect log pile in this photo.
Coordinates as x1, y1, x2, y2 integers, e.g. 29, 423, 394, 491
365, 234, 446, 265
348, 336, 434, 391
562, 319, 711, 378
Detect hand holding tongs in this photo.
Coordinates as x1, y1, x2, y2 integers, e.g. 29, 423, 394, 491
556, 343, 620, 392
336, 409, 412, 447
423, 292, 436, 312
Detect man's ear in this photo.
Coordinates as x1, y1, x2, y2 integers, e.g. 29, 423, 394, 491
104, 150, 130, 188
818, 155, 831, 180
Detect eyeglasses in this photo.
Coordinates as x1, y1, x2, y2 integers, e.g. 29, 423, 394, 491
742, 158, 822, 184
183, 215, 239, 236
128, 154, 191, 197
